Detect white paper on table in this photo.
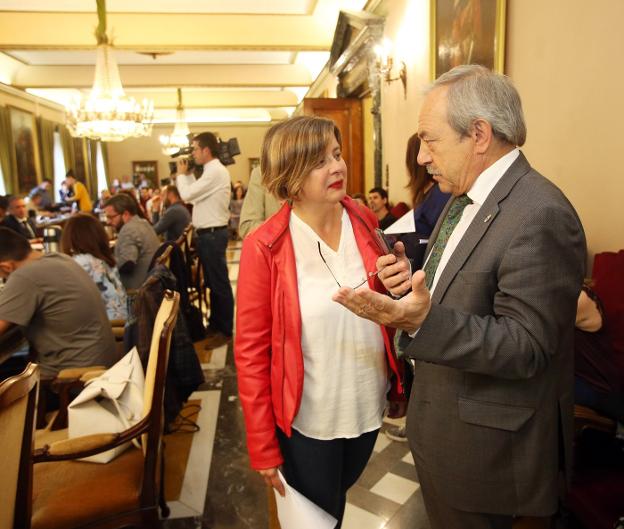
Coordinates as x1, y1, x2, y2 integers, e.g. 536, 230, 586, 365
273, 470, 337, 529
384, 209, 415, 234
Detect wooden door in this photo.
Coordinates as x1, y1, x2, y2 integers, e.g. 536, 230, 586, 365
302, 98, 363, 196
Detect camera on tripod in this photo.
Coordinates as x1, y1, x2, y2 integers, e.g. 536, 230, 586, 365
168, 135, 241, 174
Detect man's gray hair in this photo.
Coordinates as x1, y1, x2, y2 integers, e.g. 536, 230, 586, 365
428, 64, 526, 146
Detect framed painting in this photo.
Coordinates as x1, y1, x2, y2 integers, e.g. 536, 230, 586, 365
132, 161, 158, 187
8, 106, 41, 193
430, 0, 506, 79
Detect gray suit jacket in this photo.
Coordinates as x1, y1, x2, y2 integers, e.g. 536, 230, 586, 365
402, 152, 586, 516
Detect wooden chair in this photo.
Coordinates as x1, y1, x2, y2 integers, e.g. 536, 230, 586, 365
27, 290, 180, 529
0, 363, 39, 529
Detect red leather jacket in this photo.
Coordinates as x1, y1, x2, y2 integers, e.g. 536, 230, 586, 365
234, 196, 404, 470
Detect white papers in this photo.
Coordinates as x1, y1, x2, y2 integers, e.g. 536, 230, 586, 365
274, 470, 337, 529
382, 210, 429, 244
384, 209, 415, 234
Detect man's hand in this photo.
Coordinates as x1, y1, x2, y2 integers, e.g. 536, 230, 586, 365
176, 159, 189, 174
377, 241, 412, 297
332, 270, 432, 334
258, 467, 285, 497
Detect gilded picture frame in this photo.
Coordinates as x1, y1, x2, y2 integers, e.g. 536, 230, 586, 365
430, 0, 507, 80
132, 160, 158, 187
8, 106, 41, 193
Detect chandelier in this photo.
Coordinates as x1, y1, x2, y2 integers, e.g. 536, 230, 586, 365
159, 88, 191, 155
65, 0, 153, 142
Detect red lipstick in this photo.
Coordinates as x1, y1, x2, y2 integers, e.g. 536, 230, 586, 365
328, 180, 344, 189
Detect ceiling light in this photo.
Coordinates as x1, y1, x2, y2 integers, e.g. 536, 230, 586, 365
159, 88, 191, 156
65, 0, 153, 142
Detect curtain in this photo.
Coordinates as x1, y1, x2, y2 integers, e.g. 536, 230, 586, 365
100, 141, 111, 189
37, 117, 56, 195
0, 106, 17, 194
59, 125, 76, 177
87, 139, 98, 198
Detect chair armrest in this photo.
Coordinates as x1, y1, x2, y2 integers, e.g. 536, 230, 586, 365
55, 366, 106, 380
80, 369, 106, 382
574, 404, 616, 436
33, 415, 151, 463
37, 433, 119, 458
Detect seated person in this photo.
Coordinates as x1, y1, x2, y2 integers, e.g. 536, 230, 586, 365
1, 195, 39, 239
93, 189, 112, 213
60, 213, 128, 321
103, 193, 160, 291
29, 179, 53, 209
0, 195, 8, 223
0, 227, 117, 378
575, 283, 624, 423
151, 185, 191, 241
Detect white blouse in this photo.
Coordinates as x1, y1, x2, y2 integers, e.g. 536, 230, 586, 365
289, 208, 387, 440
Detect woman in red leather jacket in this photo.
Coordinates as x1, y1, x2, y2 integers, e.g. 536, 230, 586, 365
235, 116, 404, 527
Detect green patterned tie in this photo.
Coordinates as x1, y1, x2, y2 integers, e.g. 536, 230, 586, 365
423, 194, 473, 289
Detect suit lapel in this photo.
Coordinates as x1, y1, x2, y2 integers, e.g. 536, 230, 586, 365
430, 152, 532, 304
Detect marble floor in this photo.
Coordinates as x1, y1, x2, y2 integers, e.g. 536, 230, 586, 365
162, 241, 431, 529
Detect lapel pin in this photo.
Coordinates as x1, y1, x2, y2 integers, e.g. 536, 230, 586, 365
483, 214, 492, 223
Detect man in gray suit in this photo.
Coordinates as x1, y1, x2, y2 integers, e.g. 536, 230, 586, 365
333, 65, 586, 528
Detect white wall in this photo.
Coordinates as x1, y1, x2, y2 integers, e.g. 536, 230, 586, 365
376, 0, 624, 265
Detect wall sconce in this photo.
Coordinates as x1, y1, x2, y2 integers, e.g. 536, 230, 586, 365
374, 38, 407, 99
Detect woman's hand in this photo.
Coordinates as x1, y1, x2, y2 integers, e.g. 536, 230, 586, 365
258, 467, 286, 497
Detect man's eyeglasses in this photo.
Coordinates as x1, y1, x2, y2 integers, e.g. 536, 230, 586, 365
105, 213, 121, 221
317, 241, 380, 290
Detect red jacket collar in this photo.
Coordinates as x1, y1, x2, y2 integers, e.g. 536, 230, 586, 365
253, 195, 377, 248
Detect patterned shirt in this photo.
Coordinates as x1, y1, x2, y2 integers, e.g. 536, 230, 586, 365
73, 253, 128, 321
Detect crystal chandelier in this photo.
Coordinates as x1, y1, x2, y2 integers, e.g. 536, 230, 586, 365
65, 0, 153, 142
159, 88, 191, 155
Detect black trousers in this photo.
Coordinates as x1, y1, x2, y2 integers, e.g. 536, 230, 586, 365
276, 427, 378, 528
196, 228, 234, 336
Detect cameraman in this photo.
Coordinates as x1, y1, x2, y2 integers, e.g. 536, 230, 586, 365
177, 132, 234, 348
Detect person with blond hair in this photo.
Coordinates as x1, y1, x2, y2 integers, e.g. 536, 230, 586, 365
234, 116, 405, 527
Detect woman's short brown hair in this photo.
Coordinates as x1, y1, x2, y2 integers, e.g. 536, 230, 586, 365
61, 213, 116, 267
261, 116, 342, 201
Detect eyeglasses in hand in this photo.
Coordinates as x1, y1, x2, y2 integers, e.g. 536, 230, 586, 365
317, 241, 380, 289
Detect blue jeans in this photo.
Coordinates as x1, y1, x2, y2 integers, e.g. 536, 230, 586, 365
196, 228, 234, 336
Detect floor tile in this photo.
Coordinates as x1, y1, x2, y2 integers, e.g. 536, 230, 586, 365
373, 433, 391, 453
342, 503, 386, 529
382, 490, 431, 529
370, 473, 420, 505
347, 484, 401, 522
401, 452, 413, 464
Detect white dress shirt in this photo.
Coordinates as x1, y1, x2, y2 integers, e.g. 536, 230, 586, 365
426, 148, 520, 294
176, 158, 231, 229
290, 208, 387, 440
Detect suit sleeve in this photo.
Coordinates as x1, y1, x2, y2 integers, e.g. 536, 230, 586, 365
234, 237, 283, 469
405, 202, 586, 379
238, 168, 266, 239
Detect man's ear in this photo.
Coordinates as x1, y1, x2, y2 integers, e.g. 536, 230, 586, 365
471, 118, 493, 154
